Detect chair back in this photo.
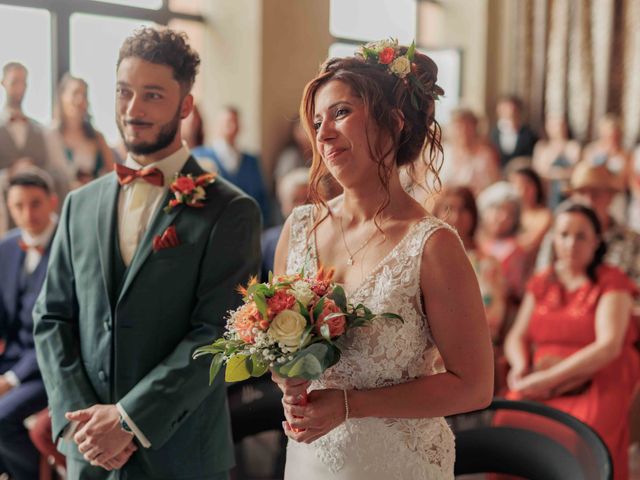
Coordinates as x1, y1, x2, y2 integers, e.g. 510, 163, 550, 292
451, 398, 612, 480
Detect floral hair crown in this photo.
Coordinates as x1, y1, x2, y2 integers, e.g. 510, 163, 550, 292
356, 38, 442, 110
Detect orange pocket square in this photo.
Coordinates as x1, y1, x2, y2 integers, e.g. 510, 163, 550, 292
153, 225, 180, 252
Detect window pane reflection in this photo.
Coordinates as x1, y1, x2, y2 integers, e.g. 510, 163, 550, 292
0, 4, 52, 123
70, 13, 154, 145
330, 0, 416, 44
169, 0, 205, 16
91, 0, 162, 10
329, 42, 461, 125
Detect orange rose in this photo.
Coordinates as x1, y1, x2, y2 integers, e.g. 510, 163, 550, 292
267, 290, 296, 318
379, 47, 396, 65
313, 299, 346, 338
174, 176, 196, 193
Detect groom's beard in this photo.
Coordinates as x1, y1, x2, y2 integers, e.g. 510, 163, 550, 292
117, 106, 181, 155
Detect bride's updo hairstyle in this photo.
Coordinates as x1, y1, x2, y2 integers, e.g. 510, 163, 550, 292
300, 40, 445, 214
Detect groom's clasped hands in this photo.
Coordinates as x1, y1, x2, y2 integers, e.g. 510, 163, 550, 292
272, 372, 347, 444
65, 404, 137, 471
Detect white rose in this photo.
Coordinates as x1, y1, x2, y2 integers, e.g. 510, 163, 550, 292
290, 281, 315, 307
267, 309, 306, 349
390, 56, 411, 78
193, 186, 206, 201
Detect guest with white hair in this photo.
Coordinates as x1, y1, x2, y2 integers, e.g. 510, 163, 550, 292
477, 181, 529, 322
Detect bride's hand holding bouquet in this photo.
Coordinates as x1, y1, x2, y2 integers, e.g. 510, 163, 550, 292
195, 266, 401, 440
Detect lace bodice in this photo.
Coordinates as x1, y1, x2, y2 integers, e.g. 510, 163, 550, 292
284, 205, 456, 479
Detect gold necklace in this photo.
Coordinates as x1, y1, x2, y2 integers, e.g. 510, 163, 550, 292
338, 215, 383, 266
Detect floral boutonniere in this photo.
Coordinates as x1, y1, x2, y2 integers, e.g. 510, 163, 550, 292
164, 172, 217, 213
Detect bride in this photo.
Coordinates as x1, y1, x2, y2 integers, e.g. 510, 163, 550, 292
271, 41, 494, 479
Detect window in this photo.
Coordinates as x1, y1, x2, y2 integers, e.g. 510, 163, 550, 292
70, 13, 154, 144
0, 0, 204, 140
0, 4, 52, 123
330, 0, 416, 44
328, 3, 461, 126
91, 0, 162, 10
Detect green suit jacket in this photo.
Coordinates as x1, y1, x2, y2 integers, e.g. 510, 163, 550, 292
33, 157, 261, 478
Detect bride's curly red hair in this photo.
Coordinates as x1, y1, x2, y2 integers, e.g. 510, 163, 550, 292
299, 46, 444, 227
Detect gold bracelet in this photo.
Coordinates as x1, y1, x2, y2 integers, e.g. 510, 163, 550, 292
343, 389, 350, 421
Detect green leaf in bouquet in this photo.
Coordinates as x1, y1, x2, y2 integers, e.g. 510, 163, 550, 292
299, 323, 315, 348
247, 355, 269, 377
208, 353, 224, 385
253, 292, 269, 321
268, 270, 274, 284
297, 300, 311, 321
329, 285, 347, 311
277, 342, 342, 380
348, 317, 369, 329
312, 297, 326, 320
225, 354, 251, 382
320, 323, 331, 341
379, 312, 404, 323
193, 339, 226, 359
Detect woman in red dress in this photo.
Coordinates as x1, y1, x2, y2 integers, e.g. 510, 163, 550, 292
504, 202, 639, 480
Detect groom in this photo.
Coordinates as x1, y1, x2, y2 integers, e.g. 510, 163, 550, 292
33, 27, 261, 479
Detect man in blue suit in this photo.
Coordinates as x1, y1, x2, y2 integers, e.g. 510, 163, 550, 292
192, 106, 271, 224
0, 168, 58, 480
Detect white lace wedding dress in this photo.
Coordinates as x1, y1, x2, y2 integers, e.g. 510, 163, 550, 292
283, 205, 456, 480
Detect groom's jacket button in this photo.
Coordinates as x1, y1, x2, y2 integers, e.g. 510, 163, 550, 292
98, 370, 107, 382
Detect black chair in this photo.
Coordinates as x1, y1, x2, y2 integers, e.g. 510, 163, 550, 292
451, 398, 612, 480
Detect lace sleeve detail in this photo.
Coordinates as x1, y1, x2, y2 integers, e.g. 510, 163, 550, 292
286, 204, 315, 275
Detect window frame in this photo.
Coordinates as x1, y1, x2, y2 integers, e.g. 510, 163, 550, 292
0, 0, 203, 111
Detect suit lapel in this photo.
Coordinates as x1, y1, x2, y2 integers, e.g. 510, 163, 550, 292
117, 157, 205, 303
96, 174, 120, 305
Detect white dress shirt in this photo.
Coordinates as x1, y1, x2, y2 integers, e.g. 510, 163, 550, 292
114, 145, 190, 447
21, 215, 57, 274
1, 108, 29, 149
211, 138, 241, 175
117, 145, 190, 266
497, 119, 518, 155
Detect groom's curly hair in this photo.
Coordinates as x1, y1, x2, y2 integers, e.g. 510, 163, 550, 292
117, 26, 200, 94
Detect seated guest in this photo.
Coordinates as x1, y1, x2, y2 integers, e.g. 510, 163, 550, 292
535, 162, 640, 289
51, 73, 115, 186
503, 202, 639, 480
261, 168, 309, 280
273, 116, 312, 183
508, 166, 552, 257
28, 408, 66, 477
532, 113, 581, 209
582, 115, 632, 223
489, 95, 538, 170
477, 181, 529, 308
433, 186, 506, 341
192, 106, 270, 222
0, 168, 58, 480
440, 108, 500, 195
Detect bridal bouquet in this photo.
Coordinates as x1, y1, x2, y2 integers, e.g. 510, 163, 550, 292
194, 267, 402, 383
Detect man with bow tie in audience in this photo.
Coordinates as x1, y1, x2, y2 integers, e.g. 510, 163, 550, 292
0, 168, 57, 480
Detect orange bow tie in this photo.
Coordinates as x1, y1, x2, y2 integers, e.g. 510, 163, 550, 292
115, 163, 164, 187
18, 239, 45, 255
